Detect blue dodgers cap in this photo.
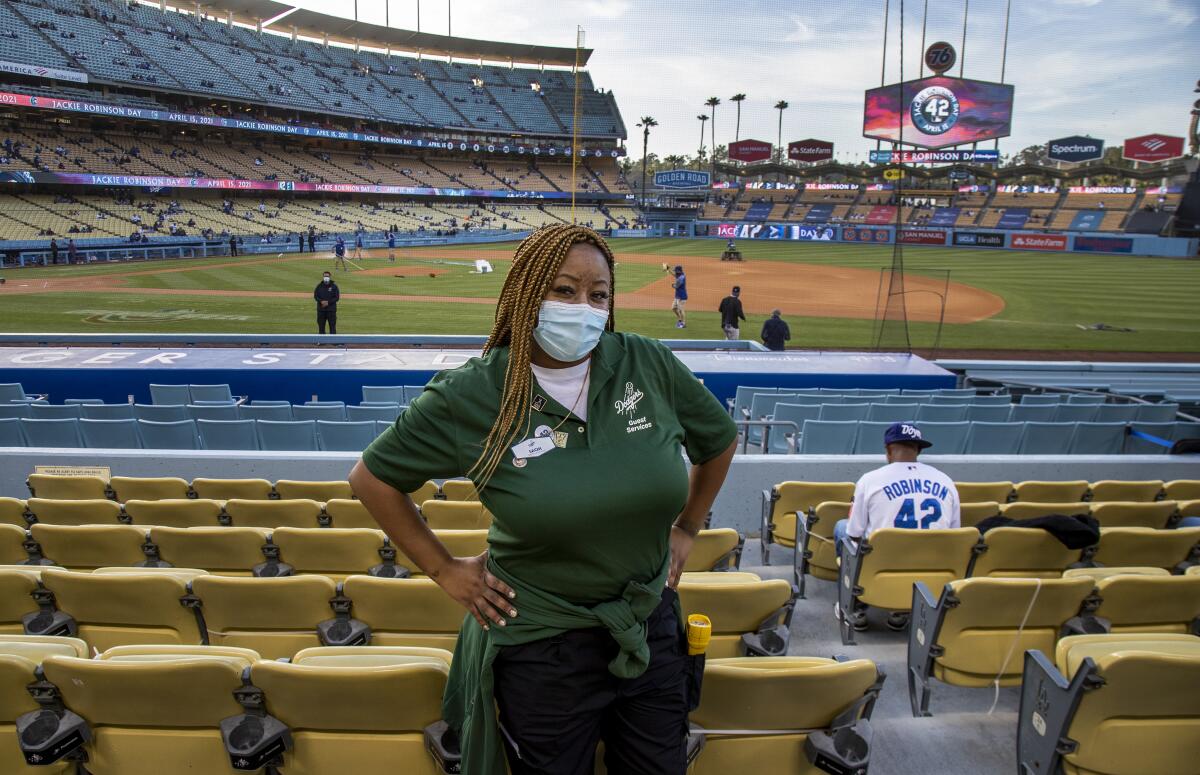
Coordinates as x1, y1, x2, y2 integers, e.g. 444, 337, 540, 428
884, 422, 933, 449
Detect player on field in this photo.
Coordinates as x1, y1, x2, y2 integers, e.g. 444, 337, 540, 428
333, 236, 348, 271
833, 423, 960, 631
353, 231, 365, 259
387, 231, 396, 262
671, 265, 688, 329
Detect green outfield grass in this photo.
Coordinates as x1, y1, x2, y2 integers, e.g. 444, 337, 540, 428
2, 238, 1198, 353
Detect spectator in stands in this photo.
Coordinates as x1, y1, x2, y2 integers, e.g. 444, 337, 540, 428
718, 286, 745, 340
833, 423, 961, 631
348, 223, 736, 775
314, 271, 340, 335
760, 309, 790, 351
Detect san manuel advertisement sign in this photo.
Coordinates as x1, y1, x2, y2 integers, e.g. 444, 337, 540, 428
1046, 136, 1104, 163
953, 231, 1005, 247
897, 229, 948, 245
727, 139, 773, 163
654, 169, 711, 189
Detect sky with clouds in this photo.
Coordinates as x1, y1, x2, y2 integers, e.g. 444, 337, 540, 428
284, 0, 1199, 160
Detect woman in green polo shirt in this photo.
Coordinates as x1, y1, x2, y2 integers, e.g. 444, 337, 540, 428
349, 224, 738, 774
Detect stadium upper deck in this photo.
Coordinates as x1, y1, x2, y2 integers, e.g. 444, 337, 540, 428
0, 0, 626, 141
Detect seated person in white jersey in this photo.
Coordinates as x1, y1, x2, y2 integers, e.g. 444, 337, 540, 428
834, 422, 961, 631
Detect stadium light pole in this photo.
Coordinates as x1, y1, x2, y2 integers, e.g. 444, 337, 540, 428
705, 97, 720, 176
774, 100, 788, 162
730, 94, 746, 142
637, 116, 657, 209
697, 114, 708, 169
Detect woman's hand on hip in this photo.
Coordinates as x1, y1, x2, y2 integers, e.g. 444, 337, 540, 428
435, 551, 517, 630
668, 525, 695, 588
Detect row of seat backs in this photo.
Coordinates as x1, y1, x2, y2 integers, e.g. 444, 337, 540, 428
0, 401, 407, 423
767, 399, 1177, 427
730, 385, 992, 413
23, 474, 478, 502
0, 523, 743, 578
149, 383, 237, 404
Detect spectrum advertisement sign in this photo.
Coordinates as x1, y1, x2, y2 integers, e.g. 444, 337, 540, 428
1010, 234, 1068, 251
719, 224, 836, 241
864, 76, 1014, 149
653, 169, 711, 189
787, 139, 834, 163
953, 231, 1005, 248
841, 227, 893, 243
868, 149, 999, 164
897, 229, 948, 245
1046, 136, 1104, 163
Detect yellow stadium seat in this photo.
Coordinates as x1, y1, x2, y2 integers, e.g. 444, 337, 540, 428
149, 526, 269, 576
970, 527, 1086, 578
1164, 479, 1200, 501
190, 575, 345, 659
123, 498, 223, 528
954, 481, 1013, 503
108, 476, 190, 501
1085, 575, 1200, 634
688, 657, 883, 775
677, 573, 796, 658
683, 528, 743, 572
762, 483, 855, 566
1089, 501, 1178, 530
0, 499, 26, 528
92, 567, 209, 579
324, 499, 378, 529
1017, 634, 1200, 775
1090, 527, 1200, 572
907, 576, 1094, 716
224, 498, 323, 529
959, 502, 1002, 527
340, 576, 466, 651
0, 635, 88, 775
1088, 480, 1164, 502
1178, 499, 1200, 518
26, 498, 122, 526
252, 646, 452, 775
407, 481, 440, 505
272, 527, 388, 581
1000, 502, 1090, 520
837, 528, 981, 645
0, 570, 41, 634
26, 474, 108, 500
0, 526, 27, 567
1013, 481, 1089, 503
795, 501, 850, 596
420, 500, 493, 530
28, 524, 148, 571
190, 477, 273, 501
439, 479, 476, 501
1062, 566, 1169, 580
34, 569, 204, 650
273, 480, 353, 501
391, 530, 489, 576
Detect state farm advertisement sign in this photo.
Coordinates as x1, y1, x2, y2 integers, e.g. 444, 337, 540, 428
788, 139, 834, 163
897, 229, 947, 245
728, 139, 772, 163
1011, 233, 1067, 251
1122, 134, 1185, 163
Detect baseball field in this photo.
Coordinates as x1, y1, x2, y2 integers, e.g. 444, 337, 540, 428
1, 237, 1198, 355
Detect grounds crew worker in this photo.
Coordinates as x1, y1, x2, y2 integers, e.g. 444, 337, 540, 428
314, 270, 339, 334
350, 224, 737, 774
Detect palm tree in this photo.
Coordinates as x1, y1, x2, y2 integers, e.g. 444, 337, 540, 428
636, 116, 657, 209
696, 114, 708, 169
730, 93, 746, 142
774, 100, 789, 162
705, 97, 720, 173
664, 154, 685, 169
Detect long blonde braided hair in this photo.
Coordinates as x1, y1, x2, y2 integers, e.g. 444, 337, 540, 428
469, 224, 617, 489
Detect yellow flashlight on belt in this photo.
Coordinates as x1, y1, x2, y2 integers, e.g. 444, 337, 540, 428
686, 614, 711, 656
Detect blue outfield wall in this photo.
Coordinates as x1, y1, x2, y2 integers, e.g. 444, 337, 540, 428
0, 347, 955, 406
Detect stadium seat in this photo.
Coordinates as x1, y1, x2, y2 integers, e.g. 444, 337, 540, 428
341, 576, 466, 651
915, 404, 968, 423
1062, 566, 1169, 580
798, 420, 857, 454
257, 420, 320, 451
1018, 422, 1074, 454
837, 528, 980, 645
1127, 422, 1180, 454
1016, 633, 1200, 775
0, 525, 28, 563
317, 420, 378, 451
1054, 404, 1099, 423
376, 420, 394, 436
440, 480, 476, 501
677, 573, 796, 658
19, 418, 83, 448
26, 498, 122, 526
852, 421, 891, 454
78, 403, 136, 421
250, 646, 452, 775
271, 528, 389, 581
197, 418, 259, 450
963, 404, 1010, 423
238, 403, 294, 421
684, 528, 743, 572
1165, 480, 1200, 501
149, 526, 271, 576
149, 384, 193, 405
190, 574, 341, 658
28, 524, 148, 571
274, 480, 354, 501
1136, 403, 1179, 423
1013, 480, 1090, 502
964, 422, 1024, 454
134, 404, 190, 422
1094, 403, 1139, 423
80, 418, 142, 449
1010, 404, 1058, 422
191, 478, 273, 501
293, 404, 348, 422
347, 403, 403, 423
362, 386, 407, 404
1084, 574, 1200, 633
124, 498, 223, 528
926, 395, 974, 405
1089, 502, 1178, 529
390, 531, 489, 576
136, 419, 200, 449
1089, 480, 1164, 502
0, 384, 32, 403
907, 576, 1095, 716
1067, 422, 1126, 454
761, 482, 855, 567
324, 499, 379, 529
26, 474, 107, 500
729, 386, 775, 420
915, 421, 970, 454
0, 418, 23, 446
0, 500, 27, 529
27, 405, 80, 421
865, 402, 919, 423
420, 500, 492, 530
186, 403, 238, 422
33, 568, 204, 650
108, 476, 190, 501
769, 404, 821, 453
960, 502, 1002, 527
0, 405, 31, 421
1019, 394, 1062, 405
401, 386, 425, 404
955, 482, 1014, 503
0, 634, 89, 775
687, 656, 883, 775
0, 569, 41, 634
224, 499, 323, 529
1000, 502, 1091, 520
187, 384, 235, 403
818, 403, 871, 422
970, 527, 1085, 578
1090, 527, 1200, 573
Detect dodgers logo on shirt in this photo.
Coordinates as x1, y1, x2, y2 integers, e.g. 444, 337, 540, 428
614, 382, 653, 434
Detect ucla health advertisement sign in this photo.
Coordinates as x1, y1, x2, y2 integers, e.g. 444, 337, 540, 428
719, 224, 835, 240
1046, 136, 1104, 163
653, 169, 710, 189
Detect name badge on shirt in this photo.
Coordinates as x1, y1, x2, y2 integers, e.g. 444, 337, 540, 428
511, 436, 557, 460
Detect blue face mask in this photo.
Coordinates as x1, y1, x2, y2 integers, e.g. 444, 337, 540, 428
532, 301, 609, 362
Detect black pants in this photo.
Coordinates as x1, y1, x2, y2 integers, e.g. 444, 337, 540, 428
493, 588, 688, 775
317, 308, 337, 334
